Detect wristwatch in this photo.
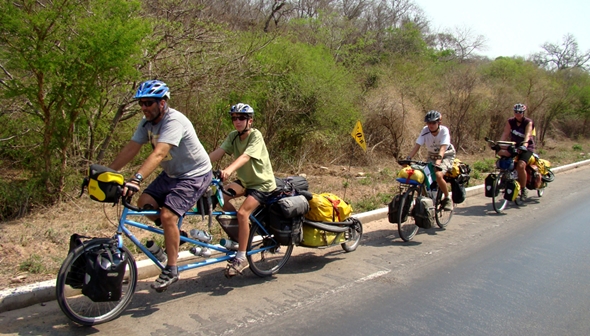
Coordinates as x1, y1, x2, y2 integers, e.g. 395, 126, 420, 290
133, 173, 143, 183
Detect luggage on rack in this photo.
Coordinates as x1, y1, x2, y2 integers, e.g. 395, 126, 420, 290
276, 195, 310, 218
305, 193, 352, 222
526, 165, 543, 190
267, 201, 304, 246
451, 179, 467, 204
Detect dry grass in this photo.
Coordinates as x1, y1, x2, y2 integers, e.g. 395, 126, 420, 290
1, 137, 589, 289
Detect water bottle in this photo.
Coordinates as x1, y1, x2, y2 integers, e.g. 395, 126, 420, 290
219, 238, 239, 251
189, 246, 212, 258
146, 240, 167, 264
189, 229, 212, 243
511, 170, 518, 180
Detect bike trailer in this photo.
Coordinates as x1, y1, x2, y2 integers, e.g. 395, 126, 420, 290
300, 219, 349, 247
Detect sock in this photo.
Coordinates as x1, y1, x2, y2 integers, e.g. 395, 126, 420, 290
165, 265, 178, 276
236, 251, 246, 261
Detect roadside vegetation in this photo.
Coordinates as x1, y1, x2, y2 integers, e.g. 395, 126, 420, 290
1, 0, 590, 287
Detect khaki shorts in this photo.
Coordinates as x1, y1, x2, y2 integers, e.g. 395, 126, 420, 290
428, 155, 455, 174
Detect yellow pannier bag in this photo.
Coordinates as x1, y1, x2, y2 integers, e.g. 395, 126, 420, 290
85, 164, 124, 203
300, 224, 346, 247
536, 158, 551, 176
397, 166, 425, 184
304, 193, 353, 222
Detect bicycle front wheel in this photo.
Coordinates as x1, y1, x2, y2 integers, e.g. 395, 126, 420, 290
397, 189, 419, 242
491, 173, 508, 214
435, 188, 453, 229
56, 238, 137, 326
247, 223, 294, 277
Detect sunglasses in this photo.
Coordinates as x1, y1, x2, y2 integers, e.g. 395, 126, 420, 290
514, 111, 524, 114
138, 100, 157, 107
426, 121, 439, 125
231, 116, 249, 121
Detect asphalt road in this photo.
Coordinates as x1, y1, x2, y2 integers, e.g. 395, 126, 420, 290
1, 165, 589, 335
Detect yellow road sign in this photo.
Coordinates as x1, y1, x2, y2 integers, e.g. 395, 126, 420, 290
351, 120, 367, 151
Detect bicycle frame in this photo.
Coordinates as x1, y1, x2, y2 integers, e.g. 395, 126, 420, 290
116, 178, 277, 274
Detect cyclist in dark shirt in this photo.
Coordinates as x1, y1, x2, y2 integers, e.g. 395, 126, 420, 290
501, 103, 534, 198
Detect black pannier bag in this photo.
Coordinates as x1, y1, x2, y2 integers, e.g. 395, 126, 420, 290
267, 201, 303, 246
65, 234, 91, 289
484, 173, 498, 197
451, 179, 466, 204
388, 194, 410, 223
82, 243, 127, 302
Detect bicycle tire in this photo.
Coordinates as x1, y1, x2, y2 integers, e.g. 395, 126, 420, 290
397, 189, 419, 242
56, 238, 137, 326
341, 217, 363, 252
246, 223, 293, 277
491, 172, 508, 213
435, 188, 453, 229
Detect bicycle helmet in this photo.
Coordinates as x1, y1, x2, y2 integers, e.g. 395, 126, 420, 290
134, 80, 170, 100
424, 110, 441, 123
229, 103, 254, 115
513, 103, 527, 113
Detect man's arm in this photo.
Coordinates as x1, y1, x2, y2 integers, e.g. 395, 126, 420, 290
137, 142, 173, 178
110, 140, 142, 171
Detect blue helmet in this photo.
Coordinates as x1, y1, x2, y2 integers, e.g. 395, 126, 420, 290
229, 103, 254, 115
134, 80, 170, 100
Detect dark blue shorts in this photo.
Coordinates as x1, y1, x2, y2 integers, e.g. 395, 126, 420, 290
144, 171, 212, 217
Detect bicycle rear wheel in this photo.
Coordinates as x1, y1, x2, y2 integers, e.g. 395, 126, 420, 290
397, 189, 419, 242
247, 223, 294, 277
435, 188, 453, 229
56, 238, 137, 326
491, 172, 508, 213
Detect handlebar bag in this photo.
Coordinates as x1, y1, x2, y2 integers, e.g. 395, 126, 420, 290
82, 164, 124, 203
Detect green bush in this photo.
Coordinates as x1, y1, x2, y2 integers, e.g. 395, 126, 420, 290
472, 158, 496, 173
573, 144, 583, 151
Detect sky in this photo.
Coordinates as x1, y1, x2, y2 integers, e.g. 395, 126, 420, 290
414, 0, 590, 59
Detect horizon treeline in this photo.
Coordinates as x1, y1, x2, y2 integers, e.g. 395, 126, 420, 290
1, 0, 589, 219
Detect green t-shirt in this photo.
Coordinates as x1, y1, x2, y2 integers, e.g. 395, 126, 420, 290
220, 129, 276, 192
